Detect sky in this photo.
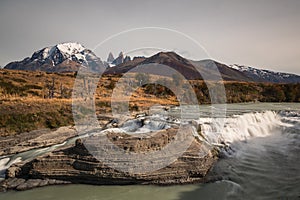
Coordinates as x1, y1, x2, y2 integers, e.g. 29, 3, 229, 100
0, 0, 299, 74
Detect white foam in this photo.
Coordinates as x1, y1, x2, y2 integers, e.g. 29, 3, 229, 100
0, 157, 10, 170
0, 157, 22, 179
199, 111, 282, 145
7, 157, 22, 166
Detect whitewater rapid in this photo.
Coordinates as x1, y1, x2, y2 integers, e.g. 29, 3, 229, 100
199, 111, 283, 145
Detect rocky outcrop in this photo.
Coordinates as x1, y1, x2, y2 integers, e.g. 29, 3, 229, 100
107, 52, 115, 63
124, 55, 131, 63
1, 128, 218, 191
112, 52, 124, 65
0, 126, 77, 156
0, 178, 70, 191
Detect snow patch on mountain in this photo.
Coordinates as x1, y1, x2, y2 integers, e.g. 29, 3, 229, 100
229, 64, 300, 83
56, 43, 85, 55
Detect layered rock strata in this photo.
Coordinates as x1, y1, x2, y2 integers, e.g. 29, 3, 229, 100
1, 128, 218, 191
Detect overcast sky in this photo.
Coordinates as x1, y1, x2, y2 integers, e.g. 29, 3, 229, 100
0, 0, 299, 74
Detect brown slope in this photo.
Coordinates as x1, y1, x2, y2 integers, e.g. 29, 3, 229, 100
104, 52, 202, 79
104, 52, 253, 81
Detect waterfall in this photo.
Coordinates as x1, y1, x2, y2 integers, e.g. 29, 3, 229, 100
198, 111, 284, 145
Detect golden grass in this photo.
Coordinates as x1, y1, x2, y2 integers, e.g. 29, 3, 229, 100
1, 69, 300, 136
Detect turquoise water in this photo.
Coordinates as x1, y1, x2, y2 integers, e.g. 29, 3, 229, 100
0, 184, 196, 200
0, 183, 240, 200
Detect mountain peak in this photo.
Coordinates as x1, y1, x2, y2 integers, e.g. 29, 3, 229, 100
29, 42, 88, 66
55, 42, 85, 55
112, 52, 124, 65
4, 42, 103, 72
145, 51, 192, 67
107, 52, 115, 63
154, 51, 181, 58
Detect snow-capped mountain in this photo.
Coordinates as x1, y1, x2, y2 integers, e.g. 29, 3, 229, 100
4, 42, 105, 72
229, 64, 300, 83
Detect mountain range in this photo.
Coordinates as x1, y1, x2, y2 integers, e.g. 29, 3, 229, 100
3, 42, 300, 83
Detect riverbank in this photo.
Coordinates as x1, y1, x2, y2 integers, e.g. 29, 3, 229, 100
0, 126, 77, 156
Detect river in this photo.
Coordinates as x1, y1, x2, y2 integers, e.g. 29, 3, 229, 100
0, 103, 299, 199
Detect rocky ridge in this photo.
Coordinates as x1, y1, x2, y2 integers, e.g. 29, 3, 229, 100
0, 126, 77, 156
